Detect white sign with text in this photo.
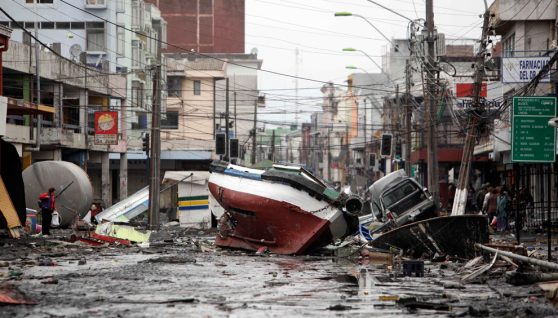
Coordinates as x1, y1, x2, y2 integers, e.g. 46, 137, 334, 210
502, 56, 551, 83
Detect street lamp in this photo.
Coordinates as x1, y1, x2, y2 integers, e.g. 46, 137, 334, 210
342, 48, 383, 73
334, 12, 398, 52
345, 65, 369, 73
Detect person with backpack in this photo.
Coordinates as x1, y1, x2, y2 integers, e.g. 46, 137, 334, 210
38, 187, 56, 236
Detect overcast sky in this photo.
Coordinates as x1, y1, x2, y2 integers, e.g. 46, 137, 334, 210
245, 0, 493, 126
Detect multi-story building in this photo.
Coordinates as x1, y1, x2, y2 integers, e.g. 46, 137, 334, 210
487, 0, 557, 209
2, 38, 127, 207
0, 0, 169, 199
162, 52, 261, 173
146, 0, 244, 54
144, 0, 261, 175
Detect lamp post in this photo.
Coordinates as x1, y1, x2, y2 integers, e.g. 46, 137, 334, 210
334, 12, 398, 51
342, 48, 383, 73
345, 65, 369, 73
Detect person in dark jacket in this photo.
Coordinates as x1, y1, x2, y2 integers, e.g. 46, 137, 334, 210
39, 187, 56, 236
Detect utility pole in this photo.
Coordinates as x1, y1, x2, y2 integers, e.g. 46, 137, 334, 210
345, 125, 349, 185
425, 0, 440, 206
234, 91, 237, 138
34, 0, 42, 151
452, 4, 490, 215
251, 100, 257, 165
327, 128, 331, 181
148, 23, 162, 231
405, 59, 412, 176
364, 98, 368, 186
225, 78, 230, 162
270, 129, 275, 161
395, 84, 400, 170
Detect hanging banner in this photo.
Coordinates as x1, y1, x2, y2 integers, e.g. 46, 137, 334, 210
502, 56, 551, 83
94, 111, 118, 145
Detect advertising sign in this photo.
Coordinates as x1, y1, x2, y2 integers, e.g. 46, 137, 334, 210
455, 83, 487, 98
511, 97, 556, 163
94, 111, 118, 145
454, 82, 500, 110
502, 56, 550, 83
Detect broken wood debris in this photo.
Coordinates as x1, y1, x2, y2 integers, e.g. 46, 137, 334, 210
475, 243, 558, 271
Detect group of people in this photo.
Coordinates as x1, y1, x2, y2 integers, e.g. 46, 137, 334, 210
461, 183, 534, 232
37, 186, 102, 236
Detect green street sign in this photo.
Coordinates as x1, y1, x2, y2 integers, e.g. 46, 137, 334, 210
511, 97, 557, 163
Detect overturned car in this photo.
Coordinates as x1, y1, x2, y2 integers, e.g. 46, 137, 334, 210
365, 169, 438, 231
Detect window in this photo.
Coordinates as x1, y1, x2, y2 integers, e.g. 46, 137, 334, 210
86, 29, 104, 51
161, 111, 179, 129
193, 80, 201, 95
26, 0, 53, 3
86, 22, 105, 51
132, 0, 145, 31
131, 81, 144, 109
41, 22, 54, 29
86, 22, 104, 29
116, 25, 125, 56
503, 33, 515, 57
137, 112, 148, 129
56, 22, 70, 29
24, 22, 35, 29
87, 106, 101, 134
167, 77, 182, 97
86, 0, 105, 5
116, 0, 125, 12
131, 40, 145, 69
70, 22, 84, 29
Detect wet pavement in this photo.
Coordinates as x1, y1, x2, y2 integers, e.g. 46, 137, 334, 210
1, 228, 558, 317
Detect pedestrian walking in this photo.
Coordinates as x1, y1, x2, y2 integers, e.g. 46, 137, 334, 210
38, 187, 56, 236
483, 186, 498, 228
476, 183, 489, 214
466, 183, 478, 214
517, 186, 534, 230
496, 186, 510, 232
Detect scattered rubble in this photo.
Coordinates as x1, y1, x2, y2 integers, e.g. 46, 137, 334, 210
1, 227, 558, 317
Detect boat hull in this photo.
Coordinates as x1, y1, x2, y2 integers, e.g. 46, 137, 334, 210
208, 172, 348, 255
371, 215, 488, 258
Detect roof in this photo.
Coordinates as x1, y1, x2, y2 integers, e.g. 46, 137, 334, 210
162, 171, 210, 185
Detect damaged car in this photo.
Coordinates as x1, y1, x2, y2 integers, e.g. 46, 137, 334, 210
366, 169, 438, 230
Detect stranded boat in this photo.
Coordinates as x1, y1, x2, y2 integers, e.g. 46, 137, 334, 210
208, 161, 362, 255
371, 215, 489, 258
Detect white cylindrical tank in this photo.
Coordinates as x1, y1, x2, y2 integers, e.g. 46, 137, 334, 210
23, 161, 93, 227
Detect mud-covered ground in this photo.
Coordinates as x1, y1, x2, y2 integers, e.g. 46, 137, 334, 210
1, 227, 557, 317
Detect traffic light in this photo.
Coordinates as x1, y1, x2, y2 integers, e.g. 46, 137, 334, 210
380, 134, 392, 157
229, 138, 239, 158
369, 153, 376, 166
215, 133, 226, 155
142, 133, 150, 156
395, 140, 402, 159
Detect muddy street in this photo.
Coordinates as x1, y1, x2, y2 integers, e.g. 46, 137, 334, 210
0, 229, 556, 318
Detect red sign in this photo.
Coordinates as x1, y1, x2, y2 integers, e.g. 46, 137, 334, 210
94, 111, 118, 145
455, 83, 487, 98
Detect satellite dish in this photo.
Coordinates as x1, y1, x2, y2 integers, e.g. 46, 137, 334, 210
250, 47, 258, 55
69, 43, 82, 59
